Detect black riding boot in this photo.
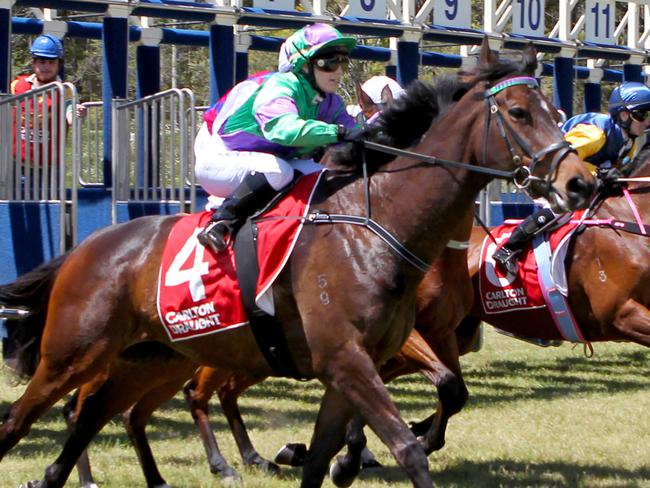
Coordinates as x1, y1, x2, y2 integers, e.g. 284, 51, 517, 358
492, 207, 556, 275
197, 172, 276, 252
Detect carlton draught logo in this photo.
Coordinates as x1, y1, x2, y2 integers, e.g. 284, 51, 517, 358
479, 233, 542, 314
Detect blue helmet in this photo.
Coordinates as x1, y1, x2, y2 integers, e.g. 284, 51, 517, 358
30, 34, 64, 59
608, 81, 650, 117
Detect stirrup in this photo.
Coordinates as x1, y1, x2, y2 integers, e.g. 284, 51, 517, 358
197, 220, 233, 253
492, 247, 520, 275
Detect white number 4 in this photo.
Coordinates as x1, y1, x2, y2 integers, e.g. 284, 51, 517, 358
165, 230, 210, 302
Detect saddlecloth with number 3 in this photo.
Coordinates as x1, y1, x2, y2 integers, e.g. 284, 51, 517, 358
157, 172, 322, 341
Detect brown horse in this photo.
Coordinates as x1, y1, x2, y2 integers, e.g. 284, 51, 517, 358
0, 40, 594, 488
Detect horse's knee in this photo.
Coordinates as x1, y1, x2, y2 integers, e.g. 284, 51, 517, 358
395, 440, 428, 473
438, 377, 468, 416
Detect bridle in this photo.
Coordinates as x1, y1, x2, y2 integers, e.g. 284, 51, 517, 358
483, 76, 576, 195
304, 75, 582, 273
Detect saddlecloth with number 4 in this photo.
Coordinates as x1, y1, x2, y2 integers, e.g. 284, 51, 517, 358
156, 172, 321, 341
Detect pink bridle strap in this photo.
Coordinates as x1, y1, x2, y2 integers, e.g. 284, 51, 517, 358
622, 186, 647, 235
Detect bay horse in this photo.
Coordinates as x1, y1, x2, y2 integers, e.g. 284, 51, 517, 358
0, 39, 594, 488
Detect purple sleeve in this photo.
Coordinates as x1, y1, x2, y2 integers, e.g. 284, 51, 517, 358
254, 96, 299, 129
319, 94, 357, 129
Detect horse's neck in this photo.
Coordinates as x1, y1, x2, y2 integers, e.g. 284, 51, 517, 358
373, 111, 487, 263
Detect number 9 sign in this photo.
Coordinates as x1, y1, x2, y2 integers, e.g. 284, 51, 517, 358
433, 0, 471, 29
512, 0, 545, 37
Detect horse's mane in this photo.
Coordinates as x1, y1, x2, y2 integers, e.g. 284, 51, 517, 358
330, 56, 532, 168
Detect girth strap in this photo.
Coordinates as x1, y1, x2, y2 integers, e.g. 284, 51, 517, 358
234, 220, 307, 380
306, 212, 431, 273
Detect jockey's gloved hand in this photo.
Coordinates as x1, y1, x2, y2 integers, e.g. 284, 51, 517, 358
597, 166, 623, 182
596, 167, 624, 195
337, 126, 366, 143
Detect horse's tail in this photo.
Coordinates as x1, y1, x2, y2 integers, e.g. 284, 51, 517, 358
1, 253, 68, 377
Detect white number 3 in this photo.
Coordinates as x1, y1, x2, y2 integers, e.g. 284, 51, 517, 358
164, 230, 210, 302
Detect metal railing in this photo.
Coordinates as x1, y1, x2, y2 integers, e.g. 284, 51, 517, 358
78, 100, 104, 187
112, 88, 196, 223
0, 81, 79, 252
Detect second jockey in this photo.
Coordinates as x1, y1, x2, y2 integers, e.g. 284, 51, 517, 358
194, 23, 363, 252
493, 81, 650, 275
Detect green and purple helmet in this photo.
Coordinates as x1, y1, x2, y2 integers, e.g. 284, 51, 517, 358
278, 23, 356, 73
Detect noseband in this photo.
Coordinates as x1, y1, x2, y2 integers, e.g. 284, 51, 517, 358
483, 76, 576, 192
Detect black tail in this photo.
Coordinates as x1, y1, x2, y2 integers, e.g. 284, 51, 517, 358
1, 253, 68, 377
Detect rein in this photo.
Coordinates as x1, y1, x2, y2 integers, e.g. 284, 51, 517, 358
306, 75, 577, 273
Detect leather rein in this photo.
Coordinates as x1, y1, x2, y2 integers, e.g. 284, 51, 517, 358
308, 76, 576, 272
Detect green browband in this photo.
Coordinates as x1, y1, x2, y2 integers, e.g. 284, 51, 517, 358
487, 76, 539, 97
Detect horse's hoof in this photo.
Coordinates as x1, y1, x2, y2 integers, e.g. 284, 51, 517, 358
152, 484, 172, 488
274, 442, 307, 467
219, 473, 243, 487
253, 459, 281, 475
329, 456, 359, 488
361, 459, 382, 469
19, 481, 43, 488
81, 484, 100, 488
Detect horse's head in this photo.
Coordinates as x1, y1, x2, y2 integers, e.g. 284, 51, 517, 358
354, 76, 402, 123
455, 39, 596, 212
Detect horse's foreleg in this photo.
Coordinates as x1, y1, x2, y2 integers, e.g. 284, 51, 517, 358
124, 378, 192, 488
323, 349, 432, 488
183, 368, 242, 480
301, 386, 354, 488
329, 414, 367, 488
612, 299, 650, 346
212, 370, 278, 473
414, 333, 467, 455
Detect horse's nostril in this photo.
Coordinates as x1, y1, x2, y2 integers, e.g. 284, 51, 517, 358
566, 175, 595, 198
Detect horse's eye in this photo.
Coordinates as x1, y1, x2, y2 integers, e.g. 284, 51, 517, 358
508, 107, 528, 121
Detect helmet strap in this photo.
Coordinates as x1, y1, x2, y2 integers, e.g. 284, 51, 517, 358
617, 110, 632, 131
304, 62, 326, 97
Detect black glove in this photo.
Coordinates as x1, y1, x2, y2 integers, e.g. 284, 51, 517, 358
337, 125, 366, 143
597, 166, 623, 182
596, 166, 624, 195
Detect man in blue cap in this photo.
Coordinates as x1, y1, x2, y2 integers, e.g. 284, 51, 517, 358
493, 81, 650, 275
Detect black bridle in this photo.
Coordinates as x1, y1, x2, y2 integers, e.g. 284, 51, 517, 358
483, 76, 576, 196
307, 75, 580, 272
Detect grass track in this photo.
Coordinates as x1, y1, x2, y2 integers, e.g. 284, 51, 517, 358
1, 326, 650, 487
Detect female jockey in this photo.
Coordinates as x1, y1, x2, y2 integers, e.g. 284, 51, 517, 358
493, 81, 650, 274
194, 23, 364, 252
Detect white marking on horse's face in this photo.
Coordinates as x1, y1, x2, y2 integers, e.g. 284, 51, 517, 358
540, 99, 552, 116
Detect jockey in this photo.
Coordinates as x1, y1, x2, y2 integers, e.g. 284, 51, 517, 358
351, 75, 405, 123
493, 81, 650, 275
195, 23, 363, 253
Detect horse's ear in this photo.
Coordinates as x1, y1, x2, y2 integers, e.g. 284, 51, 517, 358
479, 36, 498, 66
380, 84, 394, 106
522, 42, 538, 75
356, 81, 374, 113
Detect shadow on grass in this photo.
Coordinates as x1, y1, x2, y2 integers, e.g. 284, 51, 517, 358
358, 459, 650, 487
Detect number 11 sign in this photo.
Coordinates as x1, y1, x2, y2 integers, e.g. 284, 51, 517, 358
585, 0, 616, 45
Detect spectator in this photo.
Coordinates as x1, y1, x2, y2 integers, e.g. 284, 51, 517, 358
10, 34, 86, 169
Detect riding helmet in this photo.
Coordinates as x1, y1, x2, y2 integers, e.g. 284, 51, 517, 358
608, 81, 650, 116
278, 23, 356, 74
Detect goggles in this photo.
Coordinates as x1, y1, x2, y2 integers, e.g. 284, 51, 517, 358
630, 109, 650, 122
313, 55, 349, 73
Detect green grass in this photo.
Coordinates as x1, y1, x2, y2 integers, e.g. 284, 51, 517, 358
1, 326, 650, 487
